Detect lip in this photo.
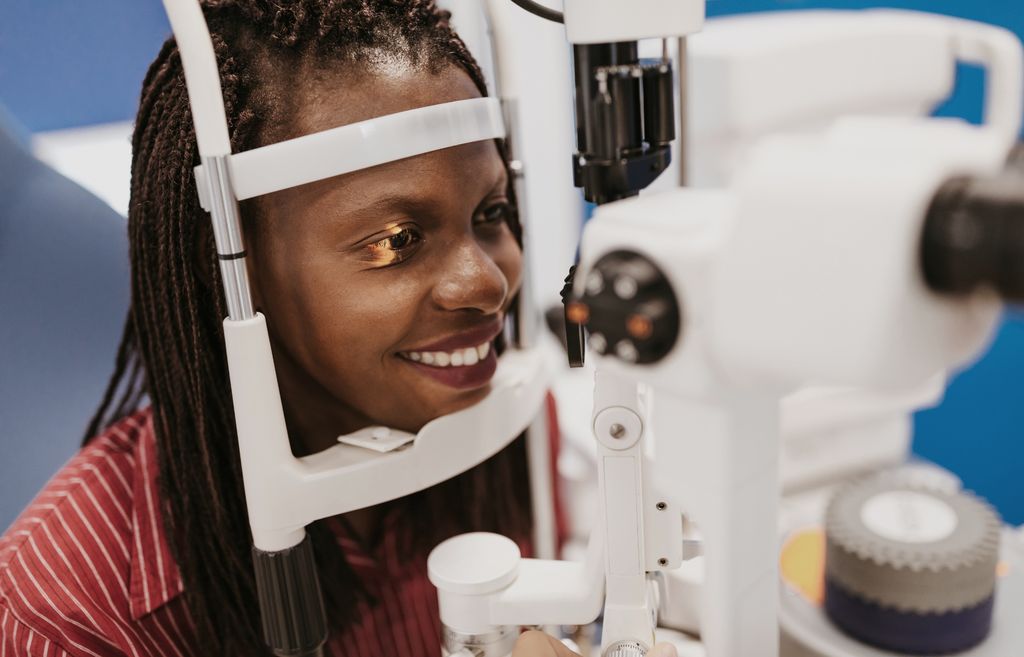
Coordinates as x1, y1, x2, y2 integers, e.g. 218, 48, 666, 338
400, 317, 504, 353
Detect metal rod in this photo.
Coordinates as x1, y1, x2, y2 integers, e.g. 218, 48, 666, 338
501, 99, 542, 350
202, 154, 256, 321
676, 36, 689, 187
501, 98, 558, 565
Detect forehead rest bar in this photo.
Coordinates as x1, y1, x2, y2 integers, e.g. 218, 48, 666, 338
194, 97, 506, 210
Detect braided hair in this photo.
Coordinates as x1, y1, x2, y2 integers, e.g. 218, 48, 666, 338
85, 2, 532, 654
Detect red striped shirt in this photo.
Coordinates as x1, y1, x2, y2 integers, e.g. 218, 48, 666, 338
0, 406, 561, 657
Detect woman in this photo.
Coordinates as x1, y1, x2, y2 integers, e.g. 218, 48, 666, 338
0, 2, 676, 656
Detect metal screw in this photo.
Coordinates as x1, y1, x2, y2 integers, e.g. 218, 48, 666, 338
609, 423, 626, 439
658, 558, 668, 567
656, 502, 667, 511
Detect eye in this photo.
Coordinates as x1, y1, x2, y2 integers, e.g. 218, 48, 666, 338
475, 201, 512, 228
364, 225, 423, 266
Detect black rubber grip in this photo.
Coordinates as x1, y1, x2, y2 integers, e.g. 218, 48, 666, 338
253, 536, 328, 657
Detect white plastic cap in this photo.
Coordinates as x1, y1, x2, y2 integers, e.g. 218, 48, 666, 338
428, 532, 521, 595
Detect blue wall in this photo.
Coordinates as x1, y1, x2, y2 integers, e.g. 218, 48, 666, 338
0, 1, 1021, 522
0, 0, 169, 132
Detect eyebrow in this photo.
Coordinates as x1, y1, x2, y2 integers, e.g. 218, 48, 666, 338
339, 168, 509, 221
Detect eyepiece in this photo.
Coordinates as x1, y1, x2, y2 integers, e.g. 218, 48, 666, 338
921, 172, 1024, 303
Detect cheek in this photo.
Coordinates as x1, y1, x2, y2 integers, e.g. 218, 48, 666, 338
311, 269, 425, 359
260, 243, 423, 371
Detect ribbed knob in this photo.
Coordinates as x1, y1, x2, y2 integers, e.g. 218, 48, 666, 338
604, 640, 648, 657
441, 626, 517, 657
253, 536, 328, 657
824, 473, 1001, 654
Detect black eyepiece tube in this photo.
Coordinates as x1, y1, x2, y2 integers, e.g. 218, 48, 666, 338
921, 172, 1024, 303
643, 62, 676, 147
573, 43, 639, 158
598, 69, 644, 159
253, 536, 328, 657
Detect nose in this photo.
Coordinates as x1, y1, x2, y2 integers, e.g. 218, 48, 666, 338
431, 238, 509, 315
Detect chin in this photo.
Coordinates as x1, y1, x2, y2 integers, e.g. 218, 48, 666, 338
436, 383, 493, 416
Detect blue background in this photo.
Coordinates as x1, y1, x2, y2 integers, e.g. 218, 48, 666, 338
0, 0, 1021, 522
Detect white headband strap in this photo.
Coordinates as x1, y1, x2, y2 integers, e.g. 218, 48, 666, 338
195, 97, 506, 210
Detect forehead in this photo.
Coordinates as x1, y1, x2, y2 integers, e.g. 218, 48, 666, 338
253, 64, 505, 223
289, 63, 484, 137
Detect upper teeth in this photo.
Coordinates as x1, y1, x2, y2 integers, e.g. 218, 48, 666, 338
404, 342, 491, 367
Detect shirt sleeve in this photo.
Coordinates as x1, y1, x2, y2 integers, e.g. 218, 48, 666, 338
1, 603, 74, 657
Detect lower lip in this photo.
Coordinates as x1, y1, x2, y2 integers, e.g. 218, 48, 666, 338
398, 345, 499, 390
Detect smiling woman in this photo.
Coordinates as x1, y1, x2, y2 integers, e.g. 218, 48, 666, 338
0, 2, 546, 657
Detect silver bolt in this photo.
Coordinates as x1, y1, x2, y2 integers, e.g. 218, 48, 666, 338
658, 558, 668, 567
656, 502, 667, 511
609, 423, 626, 439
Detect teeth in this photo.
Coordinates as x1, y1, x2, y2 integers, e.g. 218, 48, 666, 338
402, 342, 493, 368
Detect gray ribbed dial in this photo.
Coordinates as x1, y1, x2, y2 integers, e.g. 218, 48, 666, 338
825, 473, 1001, 613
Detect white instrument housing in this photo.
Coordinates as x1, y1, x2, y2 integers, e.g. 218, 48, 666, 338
563, 0, 705, 44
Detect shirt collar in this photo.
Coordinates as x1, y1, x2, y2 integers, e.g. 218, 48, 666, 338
127, 411, 185, 620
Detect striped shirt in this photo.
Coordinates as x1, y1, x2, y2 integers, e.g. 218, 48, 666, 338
0, 406, 562, 657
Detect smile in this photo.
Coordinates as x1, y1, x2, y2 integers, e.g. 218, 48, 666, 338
399, 342, 491, 368
396, 319, 504, 389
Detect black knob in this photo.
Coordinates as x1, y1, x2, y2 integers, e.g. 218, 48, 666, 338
253, 536, 328, 657
921, 172, 1024, 303
576, 250, 681, 365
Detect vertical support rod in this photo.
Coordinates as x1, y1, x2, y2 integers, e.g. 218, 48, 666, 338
202, 154, 255, 321
676, 37, 689, 187
653, 392, 781, 657
503, 98, 558, 563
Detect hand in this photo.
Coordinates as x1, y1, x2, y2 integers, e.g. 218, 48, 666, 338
510, 631, 680, 657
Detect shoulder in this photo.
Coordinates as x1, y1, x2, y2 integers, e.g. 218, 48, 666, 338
0, 411, 152, 654
1, 410, 148, 567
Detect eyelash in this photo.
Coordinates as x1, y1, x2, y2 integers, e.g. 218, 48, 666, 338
364, 226, 423, 266
360, 202, 510, 268
475, 202, 512, 227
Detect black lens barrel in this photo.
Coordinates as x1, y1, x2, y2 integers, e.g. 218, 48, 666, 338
922, 173, 1024, 303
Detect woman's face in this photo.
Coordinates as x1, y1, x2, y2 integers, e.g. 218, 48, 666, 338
246, 65, 522, 450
